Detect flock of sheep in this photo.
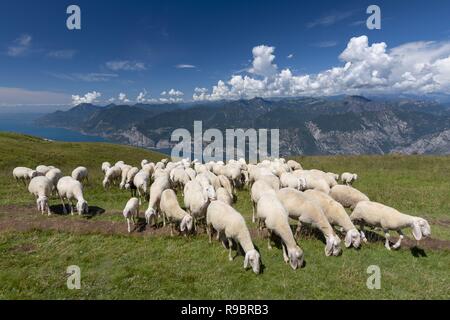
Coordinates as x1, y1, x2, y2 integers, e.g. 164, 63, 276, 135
13, 157, 431, 274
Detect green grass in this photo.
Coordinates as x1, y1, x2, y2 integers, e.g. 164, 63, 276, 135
0, 132, 449, 299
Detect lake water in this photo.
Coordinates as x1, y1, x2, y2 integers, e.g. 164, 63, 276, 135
0, 113, 107, 142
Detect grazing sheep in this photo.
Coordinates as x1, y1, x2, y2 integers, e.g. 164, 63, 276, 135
256, 193, 304, 270
350, 201, 431, 250
114, 160, 125, 169
160, 189, 193, 236
141, 163, 155, 177
218, 175, 234, 199
170, 167, 191, 193
276, 188, 342, 256
308, 169, 338, 187
224, 163, 242, 188
119, 165, 132, 189
124, 167, 140, 196
206, 201, 261, 274
13, 167, 39, 185
183, 179, 216, 230
216, 187, 233, 205
330, 185, 369, 210
280, 172, 306, 190
153, 168, 169, 180
144, 176, 171, 226
250, 180, 277, 224
194, 163, 208, 174
71, 166, 89, 184
255, 173, 280, 191
341, 172, 358, 185
103, 166, 122, 189
57, 176, 88, 215
28, 176, 52, 215
123, 197, 139, 233
293, 170, 331, 193
36, 165, 52, 175
45, 168, 63, 192
287, 160, 303, 171
304, 190, 361, 249
133, 171, 150, 204
101, 162, 111, 174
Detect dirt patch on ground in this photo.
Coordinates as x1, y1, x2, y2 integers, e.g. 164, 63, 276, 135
0, 205, 449, 251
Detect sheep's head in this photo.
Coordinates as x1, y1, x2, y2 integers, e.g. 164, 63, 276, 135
77, 200, 89, 215
325, 235, 342, 256
244, 249, 261, 274
345, 228, 361, 248
145, 208, 157, 225
288, 246, 304, 270
412, 217, 431, 240
204, 185, 216, 201
180, 215, 193, 233
29, 170, 39, 179
353, 174, 358, 181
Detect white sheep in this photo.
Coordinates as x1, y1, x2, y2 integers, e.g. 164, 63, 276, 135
123, 197, 139, 233
216, 187, 233, 205
103, 166, 122, 188
250, 180, 278, 225
350, 201, 431, 250
293, 170, 330, 193
13, 167, 39, 185
206, 200, 261, 274
183, 179, 216, 230
341, 172, 358, 185
224, 163, 242, 188
28, 176, 52, 215
218, 175, 234, 199
144, 176, 171, 226
255, 173, 280, 191
170, 167, 191, 193
133, 170, 150, 204
160, 189, 193, 236
304, 189, 361, 249
57, 176, 88, 215
119, 165, 132, 189
330, 185, 369, 210
280, 172, 306, 190
45, 168, 63, 192
287, 159, 303, 170
101, 162, 111, 174
71, 166, 89, 184
185, 167, 197, 180
36, 165, 52, 175
276, 188, 342, 256
256, 192, 304, 270
114, 160, 125, 169
124, 167, 140, 195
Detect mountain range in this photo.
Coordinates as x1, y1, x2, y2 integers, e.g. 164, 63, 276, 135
36, 96, 450, 156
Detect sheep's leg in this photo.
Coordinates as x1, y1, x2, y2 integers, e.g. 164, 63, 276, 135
207, 225, 212, 243
251, 201, 256, 223
70, 200, 75, 216
162, 212, 166, 227
294, 221, 303, 239
384, 229, 392, 250
228, 238, 234, 261
59, 195, 68, 214
359, 223, 368, 243
216, 230, 220, 241
282, 243, 289, 263
47, 202, 51, 216
170, 223, 174, 237
392, 230, 404, 249
267, 230, 273, 250
127, 218, 131, 233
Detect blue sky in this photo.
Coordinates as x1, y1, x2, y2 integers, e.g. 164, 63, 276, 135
1, 0, 450, 106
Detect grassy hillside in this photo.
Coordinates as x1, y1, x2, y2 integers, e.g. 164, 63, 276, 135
0, 132, 449, 299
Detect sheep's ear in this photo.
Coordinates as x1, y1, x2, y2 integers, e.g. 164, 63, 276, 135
244, 252, 250, 269
344, 232, 353, 248
412, 221, 422, 241
325, 239, 333, 256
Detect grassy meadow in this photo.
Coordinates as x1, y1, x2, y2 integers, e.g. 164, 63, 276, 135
0, 132, 449, 299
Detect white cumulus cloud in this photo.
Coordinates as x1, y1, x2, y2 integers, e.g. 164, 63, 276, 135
193, 35, 450, 101
106, 60, 146, 71
71, 91, 101, 105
